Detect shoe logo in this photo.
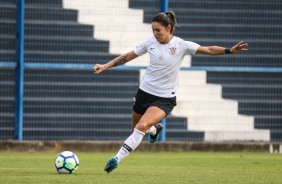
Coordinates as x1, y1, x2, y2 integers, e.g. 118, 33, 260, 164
149, 47, 155, 50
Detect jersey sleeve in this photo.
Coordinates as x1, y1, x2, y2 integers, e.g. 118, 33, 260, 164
183, 40, 200, 55
133, 37, 152, 56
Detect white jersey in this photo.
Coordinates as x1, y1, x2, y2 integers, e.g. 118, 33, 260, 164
134, 36, 200, 98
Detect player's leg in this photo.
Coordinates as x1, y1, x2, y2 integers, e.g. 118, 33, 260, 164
116, 106, 165, 161
132, 110, 163, 142
132, 102, 160, 137
131, 111, 142, 131
135, 106, 165, 143
104, 106, 166, 173
134, 106, 165, 133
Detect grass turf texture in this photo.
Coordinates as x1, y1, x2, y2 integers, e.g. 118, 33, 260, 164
0, 152, 282, 183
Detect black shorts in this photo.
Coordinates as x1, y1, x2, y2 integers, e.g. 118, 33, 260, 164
133, 89, 177, 116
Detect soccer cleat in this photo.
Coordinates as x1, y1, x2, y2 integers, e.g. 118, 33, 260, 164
149, 123, 163, 143
104, 157, 118, 174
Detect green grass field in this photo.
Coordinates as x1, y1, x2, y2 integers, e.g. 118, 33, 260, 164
0, 151, 282, 184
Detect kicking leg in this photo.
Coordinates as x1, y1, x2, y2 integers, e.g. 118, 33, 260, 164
104, 106, 166, 173
132, 111, 159, 137
131, 111, 142, 131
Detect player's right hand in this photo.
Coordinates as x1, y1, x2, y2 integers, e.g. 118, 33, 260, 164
93, 64, 105, 74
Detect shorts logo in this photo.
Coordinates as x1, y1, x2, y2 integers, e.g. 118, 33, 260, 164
132, 97, 136, 106
169, 47, 177, 55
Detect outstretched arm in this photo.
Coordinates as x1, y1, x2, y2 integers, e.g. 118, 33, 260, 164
196, 41, 248, 55
93, 50, 138, 74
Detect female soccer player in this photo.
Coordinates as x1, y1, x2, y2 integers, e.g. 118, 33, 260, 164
93, 11, 248, 173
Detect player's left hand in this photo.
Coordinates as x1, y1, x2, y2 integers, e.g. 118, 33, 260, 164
231, 41, 248, 54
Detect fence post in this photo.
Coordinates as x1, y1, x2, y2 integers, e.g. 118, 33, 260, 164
158, 0, 169, 142
159, 118, 166, 142
15, 0, 25, 141
160, 0, 169, 13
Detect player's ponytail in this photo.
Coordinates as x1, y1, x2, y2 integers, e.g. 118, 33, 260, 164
165, 11, 177, 33
152, 10, 177, 34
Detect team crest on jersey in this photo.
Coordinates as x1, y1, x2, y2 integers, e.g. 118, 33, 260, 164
169, 47, 177, 55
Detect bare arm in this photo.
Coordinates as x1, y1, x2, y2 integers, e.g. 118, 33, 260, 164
196, 41, 248, 55
93, 50, 138, 74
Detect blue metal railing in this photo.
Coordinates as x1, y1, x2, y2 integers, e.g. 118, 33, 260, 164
2, 62, 282, 73
14, 0, 25, 141
158, 0, 169, 142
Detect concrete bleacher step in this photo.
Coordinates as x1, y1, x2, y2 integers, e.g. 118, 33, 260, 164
24, 82, 138, 98
221, 86, 282, 100
1, 36, 111, 53
22, 129, 132, 141
24, 0, 63, 7
143, 9, 282, 25
25, 38, 110, 52
178, 91, 223, 102
0, 129, 13, 140
129, 0, 282, 11
0, 37, 15, 51
24, 51, 119, 64
187, 115, 255, 131
170, 0, 282, 10
0, 21, 94, 37
179, 84, 222, 95
175, 28, 282, 41
178, 70, 207, 86
166, 129, 204, 142
24, 69, 140, 83
176, 100, 238, 117
0, 0, 15, 4
205, 130, 270, 142
238, 101, 282, 116
192, 55, 282, 67
24, 118, 132, 130
207, 72, 282, 85
255, 116, 282, 129
1, 98, 14, 113
1, 50, 119, 64
0, 21, 16, 37
25, 8, 77, 22
270, 130, 282, 142
23, 99, 133, 114
166, 117, 188, 129
0, 5, 78, 22
25, 21, 95, 37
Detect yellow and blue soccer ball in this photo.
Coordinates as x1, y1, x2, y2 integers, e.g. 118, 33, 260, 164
55, 151, 79, 174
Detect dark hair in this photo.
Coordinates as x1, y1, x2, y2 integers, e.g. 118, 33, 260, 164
152, 10, 177, 33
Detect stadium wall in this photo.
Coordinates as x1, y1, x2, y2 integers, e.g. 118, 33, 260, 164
0, 141, 279, 153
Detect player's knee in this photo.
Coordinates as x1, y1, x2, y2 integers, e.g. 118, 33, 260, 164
135, 120, 150, 133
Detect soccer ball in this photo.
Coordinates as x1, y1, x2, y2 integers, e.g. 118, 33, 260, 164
55, 151, 79, 174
